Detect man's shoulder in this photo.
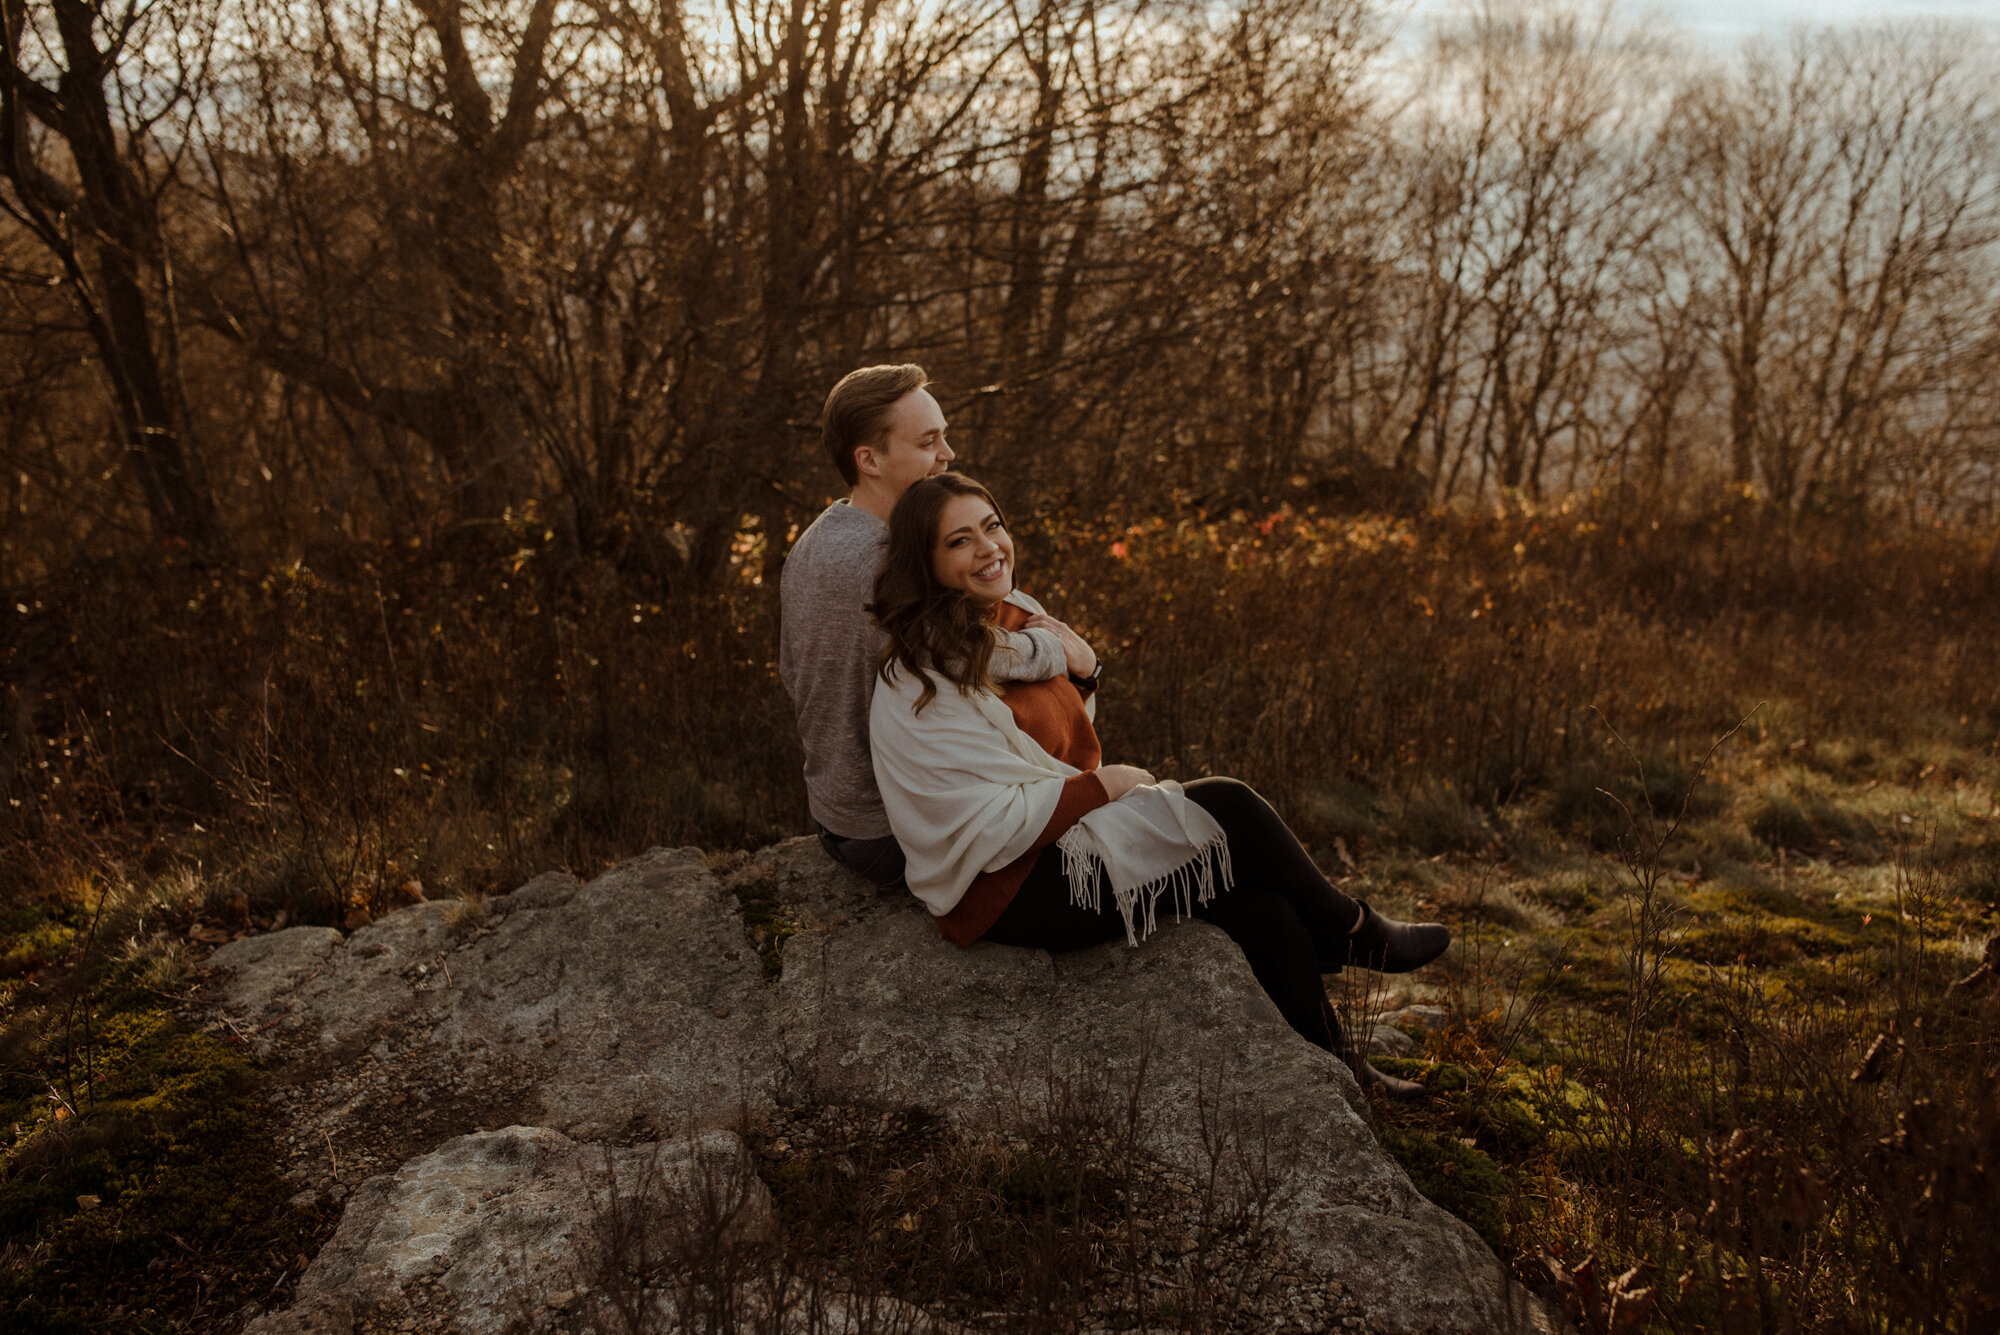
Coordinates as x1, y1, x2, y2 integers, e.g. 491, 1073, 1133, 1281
782, 501, 884, 612
792, 500, 884, 554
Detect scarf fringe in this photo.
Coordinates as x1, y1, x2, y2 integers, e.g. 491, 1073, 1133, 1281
1062, 831, 1234, 947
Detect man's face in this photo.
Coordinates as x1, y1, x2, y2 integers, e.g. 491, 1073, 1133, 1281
860, 388, 953, 499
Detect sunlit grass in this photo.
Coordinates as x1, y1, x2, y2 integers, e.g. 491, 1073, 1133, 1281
1, 501, 1995, 1328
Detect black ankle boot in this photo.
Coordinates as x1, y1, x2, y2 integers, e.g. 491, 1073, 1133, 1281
1345, 900, 1451, 974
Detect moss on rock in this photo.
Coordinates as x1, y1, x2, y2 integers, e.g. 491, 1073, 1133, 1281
2, 994, 330, 1330
1380, 1126, 1511, 1254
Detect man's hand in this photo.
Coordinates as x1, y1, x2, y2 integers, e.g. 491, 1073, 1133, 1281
1022, 612, 1097, 679
1096, 764, 1155, 801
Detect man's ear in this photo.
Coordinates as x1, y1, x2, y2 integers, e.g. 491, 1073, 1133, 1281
853, 443, 882, 479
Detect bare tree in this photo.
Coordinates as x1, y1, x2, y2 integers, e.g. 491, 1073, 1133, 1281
1383, 0, 1674, 504
1789, 27, 2000, 510
191, 0, 572, 528
1669, 25, 2000, 512
1668, 33, 1841, 500
5, 0, 1996, 567
1, 0, 230, 557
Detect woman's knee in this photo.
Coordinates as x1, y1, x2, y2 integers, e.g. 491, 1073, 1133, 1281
1184, 775, 1259, 817
1184, 775, 1280, 832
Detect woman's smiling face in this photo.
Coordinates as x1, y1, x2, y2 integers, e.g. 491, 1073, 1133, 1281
931, 492, 1014, 605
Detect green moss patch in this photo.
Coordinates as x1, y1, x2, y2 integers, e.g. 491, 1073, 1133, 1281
1524, 875, 1605, 919
1, 919, 80, 981
1679, 916, 1849, 969
0, 1016, 331, 1332
1, 876, 332, 1333
1707, 880, 1809, 918
1379, 1126, 1511, 1252
732, 875, 801, 980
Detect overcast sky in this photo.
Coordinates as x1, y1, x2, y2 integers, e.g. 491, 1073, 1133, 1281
1398, 0, 1998, 46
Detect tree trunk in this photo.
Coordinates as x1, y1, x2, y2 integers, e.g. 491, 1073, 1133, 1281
1, 0, 230, 558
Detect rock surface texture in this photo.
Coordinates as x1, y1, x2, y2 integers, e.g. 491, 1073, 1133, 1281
210, 840, 1553, 1335
246, 1126, 771, 1335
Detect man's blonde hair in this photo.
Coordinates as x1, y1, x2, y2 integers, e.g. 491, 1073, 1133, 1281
822, 364, 930, 486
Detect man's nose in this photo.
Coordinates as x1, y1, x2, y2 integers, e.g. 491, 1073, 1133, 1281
937, 437, 955, 460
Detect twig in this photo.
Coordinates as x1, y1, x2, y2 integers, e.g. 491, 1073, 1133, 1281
45, 1082, 79, 1119
373, 577, 407, 707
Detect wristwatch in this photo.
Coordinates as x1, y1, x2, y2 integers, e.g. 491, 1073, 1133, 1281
1069, 662, 1103, 697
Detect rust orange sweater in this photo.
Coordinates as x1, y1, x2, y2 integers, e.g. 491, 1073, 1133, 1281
936, 601, 1108, 945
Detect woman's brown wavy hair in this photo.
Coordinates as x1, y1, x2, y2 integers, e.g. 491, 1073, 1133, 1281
871, 473, 1008, 715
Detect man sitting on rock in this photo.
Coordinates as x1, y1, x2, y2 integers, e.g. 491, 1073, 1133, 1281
779, 364, 1067, 887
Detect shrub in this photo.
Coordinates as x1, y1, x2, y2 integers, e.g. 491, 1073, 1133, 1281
1392, 780, 1494, 856
1547, 756, 1723, 852
1746, 785, 1878, 857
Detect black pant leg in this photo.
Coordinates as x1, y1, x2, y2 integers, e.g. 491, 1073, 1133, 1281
1191, 887, 1345, 1054
981, 845, 1129, 952
816, 824, 909, 888
978, 816, 1349, 1058
1183, 776, 1361, 965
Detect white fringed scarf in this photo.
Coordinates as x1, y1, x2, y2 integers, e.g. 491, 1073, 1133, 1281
868, 593, 1232, 939
1056, 782, 1232, 945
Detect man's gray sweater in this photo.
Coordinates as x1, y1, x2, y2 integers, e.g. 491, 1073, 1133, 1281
778, 499, 1064, 839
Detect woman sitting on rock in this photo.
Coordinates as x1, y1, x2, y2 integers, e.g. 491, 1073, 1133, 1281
867, 473, 1450, 1096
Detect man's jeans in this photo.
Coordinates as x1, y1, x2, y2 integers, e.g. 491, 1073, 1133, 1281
815, 822, 907, 889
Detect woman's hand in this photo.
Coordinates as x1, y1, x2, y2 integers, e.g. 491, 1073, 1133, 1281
1022, 612, 1097, 678
1096, 764, 1156, 801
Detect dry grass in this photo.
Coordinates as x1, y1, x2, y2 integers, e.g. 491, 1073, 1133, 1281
2, 494, 1997, 1330
1359, 726, 1998, 1334
560, 1061, 1357, 1335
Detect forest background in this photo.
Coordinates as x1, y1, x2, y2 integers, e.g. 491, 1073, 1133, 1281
2, 0, 1998, 1329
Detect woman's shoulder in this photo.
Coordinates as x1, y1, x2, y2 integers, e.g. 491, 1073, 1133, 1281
873, 661, 1000, 721
872, 660, 925, 704
873, 661, 971, 709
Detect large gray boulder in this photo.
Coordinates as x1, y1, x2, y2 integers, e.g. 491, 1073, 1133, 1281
210, 839, 1553, 1335
244, 1126, 770, 1335
751, 839, 1542, 1335
210, 849, 774, 1187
